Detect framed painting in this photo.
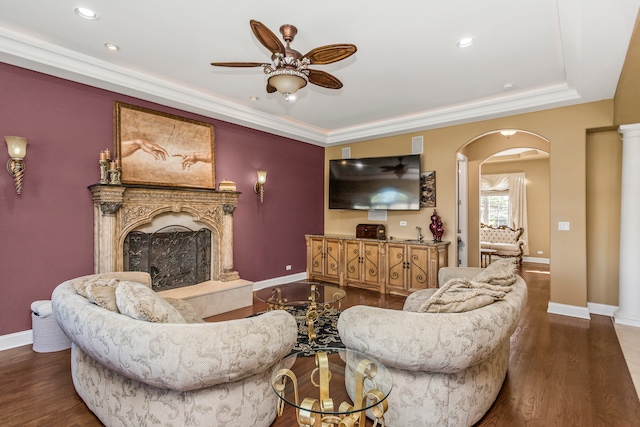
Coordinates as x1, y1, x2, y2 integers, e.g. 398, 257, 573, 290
114, 102, 215, 189
420, 171, 436, 207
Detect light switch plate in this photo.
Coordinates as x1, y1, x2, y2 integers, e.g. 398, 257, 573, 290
558, 221, 570, 231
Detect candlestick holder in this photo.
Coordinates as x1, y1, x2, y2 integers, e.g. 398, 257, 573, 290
99, 160, 109, 184
109, 168, 122, 185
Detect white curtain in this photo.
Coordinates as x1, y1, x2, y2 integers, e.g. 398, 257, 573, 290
481, 173, 529, 255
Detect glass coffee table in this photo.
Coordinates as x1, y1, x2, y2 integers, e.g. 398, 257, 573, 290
271, 348, 392, 427
255, 282, 346, 341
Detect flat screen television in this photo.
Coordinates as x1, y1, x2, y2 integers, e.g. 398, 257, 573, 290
329, 154, 421, 210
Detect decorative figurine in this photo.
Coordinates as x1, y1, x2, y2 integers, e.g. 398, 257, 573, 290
429, 209, 445, 242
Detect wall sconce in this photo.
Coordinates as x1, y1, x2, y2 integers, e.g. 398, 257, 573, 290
254, 170, 267, 203
5, 136, 28, 195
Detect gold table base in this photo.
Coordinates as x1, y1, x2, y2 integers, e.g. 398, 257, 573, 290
273, 351, 388, 427
266, 284, 341, 341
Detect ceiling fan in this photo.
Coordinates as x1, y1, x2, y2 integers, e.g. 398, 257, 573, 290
380, 157, 409, 179
211, 20, 357, 101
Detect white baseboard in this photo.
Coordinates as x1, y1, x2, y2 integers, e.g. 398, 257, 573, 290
547, 302, 591, 320
253, 272, 308, 291
614, 314, 640, 328
588, 302, 618, 317
522, 256, 550, 264
0, 329, 33, 352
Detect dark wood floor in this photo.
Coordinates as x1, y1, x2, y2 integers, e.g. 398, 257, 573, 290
1, 262, 638, 426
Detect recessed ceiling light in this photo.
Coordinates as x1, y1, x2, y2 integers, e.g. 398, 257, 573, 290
249, 96, 259, 101
104, 43, 120, 51
74, 7, 98, 20
500, 130, 517, 137
502, 83, 514, 91
457, 37, 474, 48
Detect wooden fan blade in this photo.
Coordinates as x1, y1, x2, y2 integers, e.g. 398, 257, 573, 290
303, 44, 357, 65
308, 69, 343, 89
266, 83, 277, 93
250, 20, 285, 55
211, 62, 264, 67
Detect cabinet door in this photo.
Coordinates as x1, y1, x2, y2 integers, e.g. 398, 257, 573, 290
344, 240, 362, 281
324, 239, 341, 279
407, 245, 430, 292
361, 241, 381, 285
309, 237, 325, 276
387, 244, 407, 290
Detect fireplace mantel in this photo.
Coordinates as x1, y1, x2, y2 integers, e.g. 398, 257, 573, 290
90, 184, 240, 282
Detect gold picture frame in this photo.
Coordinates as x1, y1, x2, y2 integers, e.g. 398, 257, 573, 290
114, 102, 215, 189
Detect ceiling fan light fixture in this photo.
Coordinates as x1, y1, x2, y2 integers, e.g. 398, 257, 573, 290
267, 69, 308, 96
211, 21, 356, 101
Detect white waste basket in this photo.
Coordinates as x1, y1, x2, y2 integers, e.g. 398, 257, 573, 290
31, 302, 71, 353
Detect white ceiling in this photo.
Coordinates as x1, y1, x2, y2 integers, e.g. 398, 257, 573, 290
0, 1, 638, 146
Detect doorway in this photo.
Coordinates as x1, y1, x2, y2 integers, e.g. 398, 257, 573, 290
457, 130, 550, 267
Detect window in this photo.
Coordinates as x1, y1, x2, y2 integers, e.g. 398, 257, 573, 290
480, 193, 510, 227
480, 172, 529, 256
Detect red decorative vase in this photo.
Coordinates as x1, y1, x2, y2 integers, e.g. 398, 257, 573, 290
429, 209, 444, 242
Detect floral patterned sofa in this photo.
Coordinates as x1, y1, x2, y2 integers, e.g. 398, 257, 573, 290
52, 272, 298, 427
338, 260, 528, 427
480, 223, 526, 262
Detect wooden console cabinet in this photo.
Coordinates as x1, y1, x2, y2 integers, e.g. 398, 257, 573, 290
305, 235, 450, 295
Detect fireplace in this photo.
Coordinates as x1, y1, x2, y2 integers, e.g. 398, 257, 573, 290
124, 226, 212, 291
90, 184, 252, 317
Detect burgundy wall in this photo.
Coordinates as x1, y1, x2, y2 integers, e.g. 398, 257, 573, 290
0, 62, 324, 336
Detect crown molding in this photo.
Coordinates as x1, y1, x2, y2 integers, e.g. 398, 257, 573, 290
324, 84, 582, 145
0, 27, 329, 146
0, 26, 588, 147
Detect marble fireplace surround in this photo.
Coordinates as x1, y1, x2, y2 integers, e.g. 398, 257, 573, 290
90, 184, 252, 317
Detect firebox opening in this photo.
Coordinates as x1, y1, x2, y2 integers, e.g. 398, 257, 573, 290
124, 225, 212, 291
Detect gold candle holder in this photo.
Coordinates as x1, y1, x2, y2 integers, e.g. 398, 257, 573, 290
109, 167, 121, 185
99, 160, 109, 184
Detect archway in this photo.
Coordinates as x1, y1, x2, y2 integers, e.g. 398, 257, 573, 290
457, 130, 550, 267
